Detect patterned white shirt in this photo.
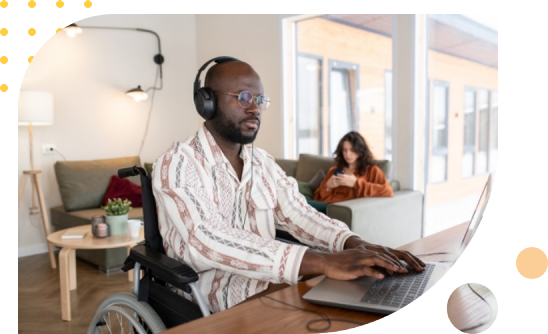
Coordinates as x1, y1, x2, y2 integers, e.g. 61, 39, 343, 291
152, 124, 357, 312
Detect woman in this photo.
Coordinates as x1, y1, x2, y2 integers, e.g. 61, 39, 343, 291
314, 131, 393, 204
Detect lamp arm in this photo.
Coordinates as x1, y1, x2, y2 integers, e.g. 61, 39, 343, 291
79, 25, 164, 88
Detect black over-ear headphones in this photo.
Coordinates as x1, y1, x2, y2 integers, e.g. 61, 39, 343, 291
193, 56, 240, 120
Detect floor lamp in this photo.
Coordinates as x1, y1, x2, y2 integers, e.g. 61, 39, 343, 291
18, 90, 56, 269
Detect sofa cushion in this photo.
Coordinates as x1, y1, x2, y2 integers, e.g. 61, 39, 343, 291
297, 181, 315, 200
375, 160, 391, 179
295, 154, 334, 182
103, 175, 143, 207
295, 154, 392, 181
54, 156, 142, 212
308, 169, 326, 190
276, 159, 298, 177
144, 162, 153, 177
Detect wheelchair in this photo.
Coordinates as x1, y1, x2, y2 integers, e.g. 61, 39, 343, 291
88, 165, 302, 334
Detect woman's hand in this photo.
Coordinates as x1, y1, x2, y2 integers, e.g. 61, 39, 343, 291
335, 174, 357, 187
326, 175, 339, 190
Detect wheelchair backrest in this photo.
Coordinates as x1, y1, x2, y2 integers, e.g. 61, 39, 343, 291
118, 166, 165, 255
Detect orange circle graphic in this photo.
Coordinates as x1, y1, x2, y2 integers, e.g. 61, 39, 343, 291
516, 247, 548, 279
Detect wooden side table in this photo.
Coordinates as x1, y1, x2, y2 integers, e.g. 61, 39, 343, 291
47, 225, 144, 321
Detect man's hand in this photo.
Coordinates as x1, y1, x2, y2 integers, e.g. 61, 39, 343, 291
300, 248, 409, 281
344, 236, 426, 274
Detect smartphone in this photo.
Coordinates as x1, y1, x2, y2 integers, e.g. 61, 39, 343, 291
334, 170, 343, 176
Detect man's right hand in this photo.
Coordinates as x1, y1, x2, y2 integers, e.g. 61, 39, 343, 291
300, 248, 407, 281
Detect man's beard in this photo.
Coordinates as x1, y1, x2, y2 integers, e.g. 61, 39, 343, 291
211, 112, 259, 144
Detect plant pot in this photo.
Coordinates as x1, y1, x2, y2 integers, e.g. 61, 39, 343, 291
105, 214, 129, 236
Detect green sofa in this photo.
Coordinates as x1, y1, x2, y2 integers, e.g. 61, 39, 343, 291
276, 154, 423, 248
51, 156, 144, 272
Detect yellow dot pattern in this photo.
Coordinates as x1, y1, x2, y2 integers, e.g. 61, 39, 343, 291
28, 56, 34, 63
0, 28, 7, 36
56, 28, 62, 33
56, 0, 64, 8
516, 247, 548, 279
0, 56, 7, 64
84, 0, 92, 8
28, 28, 36, 36
0, 84, 7, 92
28, 0, 35, 8
0, 0, 7, 9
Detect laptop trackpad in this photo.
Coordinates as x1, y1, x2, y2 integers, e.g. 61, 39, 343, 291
303, 276, 376, 306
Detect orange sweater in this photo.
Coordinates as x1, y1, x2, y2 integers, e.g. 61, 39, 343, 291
313, 165, 393, 204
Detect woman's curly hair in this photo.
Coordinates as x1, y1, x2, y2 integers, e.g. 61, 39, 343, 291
333, 131, 376, 176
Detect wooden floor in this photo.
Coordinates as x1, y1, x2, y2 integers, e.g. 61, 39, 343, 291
19, 252, 133, 333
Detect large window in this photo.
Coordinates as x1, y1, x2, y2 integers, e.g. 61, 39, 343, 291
294, 14, 393, 158
424, 14, 498, 236
462, 88, 496, 178
296, 55, 323, 155
430, 81, 449, 183
329, 60, 359, 153
289, 15, 497, 237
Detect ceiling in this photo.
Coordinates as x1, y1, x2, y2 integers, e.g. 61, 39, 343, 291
324, 14, 498, 68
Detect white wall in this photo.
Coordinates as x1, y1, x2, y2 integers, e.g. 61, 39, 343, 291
195, 14, 285, 158
18, 14, 199, 256
18, 14, 288, 257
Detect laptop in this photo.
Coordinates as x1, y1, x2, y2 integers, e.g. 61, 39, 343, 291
303, 174, 493, 314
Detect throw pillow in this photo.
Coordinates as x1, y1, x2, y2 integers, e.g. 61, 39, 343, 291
103, 175, 143, 207
297, 181, 315, 201
308, 169, 326, 191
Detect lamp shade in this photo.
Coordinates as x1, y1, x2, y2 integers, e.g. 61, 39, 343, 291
65, 23, 83, 38
18, 91, 54, 126
125, 85, 148, 102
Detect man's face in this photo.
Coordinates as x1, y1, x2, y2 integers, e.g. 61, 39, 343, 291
209, 63, 263, 145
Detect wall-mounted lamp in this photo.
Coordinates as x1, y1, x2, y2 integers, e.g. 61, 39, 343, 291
63, 23, 164, 101
64, 23, 83, 38
125, 85, 148, 102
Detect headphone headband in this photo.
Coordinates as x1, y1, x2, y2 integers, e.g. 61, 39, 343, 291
193, 56, 240, 93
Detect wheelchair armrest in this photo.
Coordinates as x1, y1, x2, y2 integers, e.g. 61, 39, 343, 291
128, 244, 199, 290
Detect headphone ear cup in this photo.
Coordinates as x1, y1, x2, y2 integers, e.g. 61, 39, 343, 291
194, 87, 216, 120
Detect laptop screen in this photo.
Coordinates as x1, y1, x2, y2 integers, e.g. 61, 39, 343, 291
458, 174, 493, 253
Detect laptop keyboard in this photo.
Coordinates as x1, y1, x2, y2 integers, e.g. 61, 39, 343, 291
360, 263, 435, 308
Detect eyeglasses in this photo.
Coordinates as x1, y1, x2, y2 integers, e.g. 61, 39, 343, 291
226, 91, 271, 111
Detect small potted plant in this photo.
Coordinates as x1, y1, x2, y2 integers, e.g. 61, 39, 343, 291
102, 198, 132, 236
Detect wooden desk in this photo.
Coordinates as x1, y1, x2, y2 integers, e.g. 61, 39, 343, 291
47, 225, 144, 321
163, 222, 468, 334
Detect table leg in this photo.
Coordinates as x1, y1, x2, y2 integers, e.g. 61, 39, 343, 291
69, 248, 76, 290
59, 247, 75, 321
127, 245, 134, 282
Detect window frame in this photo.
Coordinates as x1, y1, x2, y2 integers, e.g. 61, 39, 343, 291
327, 59, 360, 154
430, 80, 450, 183
295, 52, 324, 156
462, 87, 477, 178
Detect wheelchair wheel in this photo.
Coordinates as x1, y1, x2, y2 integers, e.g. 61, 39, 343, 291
88, 292, 166, 334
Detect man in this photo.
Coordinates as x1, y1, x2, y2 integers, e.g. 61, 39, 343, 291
152, 58, 425, 313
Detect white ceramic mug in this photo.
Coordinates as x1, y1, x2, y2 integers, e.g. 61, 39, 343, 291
127, 219, 142, 238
